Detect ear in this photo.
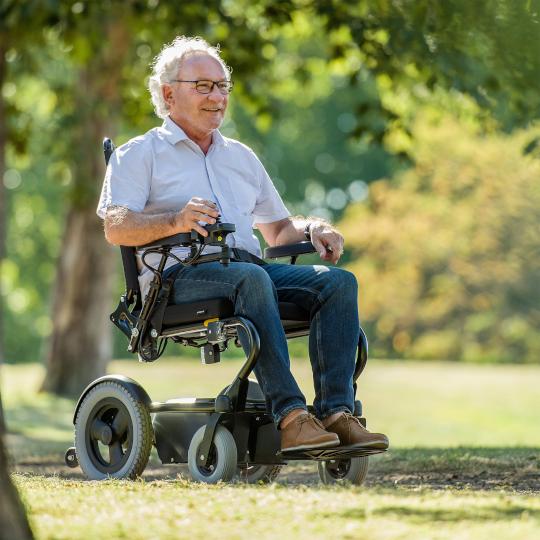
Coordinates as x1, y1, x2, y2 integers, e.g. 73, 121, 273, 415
162, 84, 174, 107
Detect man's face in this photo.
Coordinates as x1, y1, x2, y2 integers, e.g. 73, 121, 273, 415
164, 53, 229, 137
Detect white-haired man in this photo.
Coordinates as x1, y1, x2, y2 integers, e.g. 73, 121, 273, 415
97, 36, 389, 452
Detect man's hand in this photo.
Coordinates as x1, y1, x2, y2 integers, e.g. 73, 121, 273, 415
309, 221, 344, 264
176, 197, 220, 237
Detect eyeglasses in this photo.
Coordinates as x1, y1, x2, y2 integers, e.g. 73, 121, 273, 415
170, 79, 234, 95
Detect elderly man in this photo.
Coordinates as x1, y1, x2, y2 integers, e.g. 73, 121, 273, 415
97, 36, 388, 453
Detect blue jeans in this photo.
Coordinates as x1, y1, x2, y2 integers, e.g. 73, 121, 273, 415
167, 261, 360, 425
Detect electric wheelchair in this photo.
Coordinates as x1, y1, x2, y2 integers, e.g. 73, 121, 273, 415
64, 138, 385, 485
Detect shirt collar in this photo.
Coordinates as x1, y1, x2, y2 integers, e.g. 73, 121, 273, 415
160, 116, 227, 147
160, 116, 189, 145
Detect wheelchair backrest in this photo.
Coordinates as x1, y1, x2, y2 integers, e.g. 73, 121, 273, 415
103, 138, 142, 308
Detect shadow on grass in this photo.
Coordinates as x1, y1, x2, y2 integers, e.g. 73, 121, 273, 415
6, 400, 74, 435
333, 504, 540, 523
366, 447, 540, 492
8, 441, 539, 492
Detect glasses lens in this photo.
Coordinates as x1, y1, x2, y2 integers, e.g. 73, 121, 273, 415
195, 81, 213, 94
217, 81, 233, 94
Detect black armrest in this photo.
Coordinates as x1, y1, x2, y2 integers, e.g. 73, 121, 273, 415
137, 232, 194, 250
264, 241, 316, 259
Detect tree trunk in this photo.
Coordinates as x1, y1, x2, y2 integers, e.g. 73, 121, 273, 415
40, 206, 116, 396
0, 41, 7, 364
0, 392, 34, 540
41, 20, 130, 397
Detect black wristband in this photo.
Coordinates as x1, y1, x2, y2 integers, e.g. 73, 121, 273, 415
304, 222, 312, 240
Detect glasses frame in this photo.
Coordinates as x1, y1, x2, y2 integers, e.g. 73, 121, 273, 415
170, 79, 234, 95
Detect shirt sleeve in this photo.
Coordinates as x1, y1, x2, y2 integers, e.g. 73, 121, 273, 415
251, 156, 290, 225
96, 138, 152, 219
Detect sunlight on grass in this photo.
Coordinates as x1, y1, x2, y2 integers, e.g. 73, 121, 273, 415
14, 475, 540, 540
2, 359, 540, 449
3, 360, 540, 540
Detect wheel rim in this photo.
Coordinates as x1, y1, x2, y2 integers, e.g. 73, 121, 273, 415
238, 464, 262, 479
196, 443, 218, 477
324, 459, 351, 479
85, 397, 133, 474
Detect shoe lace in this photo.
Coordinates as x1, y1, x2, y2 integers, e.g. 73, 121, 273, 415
299, 413, 326, 430
343, 412, 367, 431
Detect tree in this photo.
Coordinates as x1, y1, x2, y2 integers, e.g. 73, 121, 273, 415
40, 7, 132, 396
311, 0, 540, 136
340, 114, 540, 362
40, 0, 294, 396
0, 390, 33, 539
0, 0, 52, 363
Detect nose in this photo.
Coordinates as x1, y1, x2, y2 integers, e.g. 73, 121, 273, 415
207, 86, 226, 102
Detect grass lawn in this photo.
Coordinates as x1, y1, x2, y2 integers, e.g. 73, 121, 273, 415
2, 358, 540, 539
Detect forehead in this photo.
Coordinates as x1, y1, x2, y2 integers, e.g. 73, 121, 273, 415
178, 53, 227, 80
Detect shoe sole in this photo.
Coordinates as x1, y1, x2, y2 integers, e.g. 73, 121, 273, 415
281, 439, 341, 453
342, 439, 389, 450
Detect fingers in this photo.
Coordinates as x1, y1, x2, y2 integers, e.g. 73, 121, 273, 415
190, 197, 220, 218
178, 197, 220, 236
191, 222, 210, 237
310, 224, 344, 264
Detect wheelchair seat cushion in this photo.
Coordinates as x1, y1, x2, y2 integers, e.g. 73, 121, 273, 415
161, 299, 309, 328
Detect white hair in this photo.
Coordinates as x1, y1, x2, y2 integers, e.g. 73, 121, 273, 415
148, 36, 232, 119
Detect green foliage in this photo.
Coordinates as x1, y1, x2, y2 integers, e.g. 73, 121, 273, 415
3, 0, 540, 364
311, 0, 540, 152
225, 10, 399, 220
341, 115, 540, 362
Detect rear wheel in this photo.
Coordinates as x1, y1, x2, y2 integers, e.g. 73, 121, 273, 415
74, 381, 153, 480
317, 456, 369, 485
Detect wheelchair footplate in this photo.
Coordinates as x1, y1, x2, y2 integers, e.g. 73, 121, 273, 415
278, 444, 387, 461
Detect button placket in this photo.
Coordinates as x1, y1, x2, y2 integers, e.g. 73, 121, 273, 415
204, 155, 238, 247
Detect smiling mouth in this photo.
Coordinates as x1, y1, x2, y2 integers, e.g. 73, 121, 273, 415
202, 108, 223, 112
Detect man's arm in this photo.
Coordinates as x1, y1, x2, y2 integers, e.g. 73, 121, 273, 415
104, 198, 220, 246
256, 216, 344, 265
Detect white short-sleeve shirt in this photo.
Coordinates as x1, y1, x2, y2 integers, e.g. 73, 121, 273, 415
97, 116, 290, 297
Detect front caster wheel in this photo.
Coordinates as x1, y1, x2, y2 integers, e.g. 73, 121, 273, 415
188, 425, 237, 484
238, 464, 282, 484
317, 456, 369, 485
74, 381, 153, 480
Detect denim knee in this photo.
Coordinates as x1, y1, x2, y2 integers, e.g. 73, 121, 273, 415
238, 263, 275, 290
233, 263, 279, 310
323, 267, 358, 302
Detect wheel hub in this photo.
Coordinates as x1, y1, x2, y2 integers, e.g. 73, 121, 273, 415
99, 425, 113, 445
326, 459, 351, 478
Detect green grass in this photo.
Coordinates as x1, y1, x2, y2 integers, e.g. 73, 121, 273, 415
13, 477, 540, 540
2, 359, 540, 539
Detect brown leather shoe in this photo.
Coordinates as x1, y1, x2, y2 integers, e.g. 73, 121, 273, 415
325, 412, 389, 449
281, 413, 340, 452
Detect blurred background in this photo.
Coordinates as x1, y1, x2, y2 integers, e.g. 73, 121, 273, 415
1, 0, 539, 400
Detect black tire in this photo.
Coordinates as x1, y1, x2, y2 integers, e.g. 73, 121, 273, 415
317, 456, 369, 485
64, 447, 78, 468
74, 381, 153, 480
238, 464, 282, 484
188, 425, 237, 484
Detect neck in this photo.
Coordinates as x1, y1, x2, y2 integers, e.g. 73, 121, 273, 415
169, 116, 214, 154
